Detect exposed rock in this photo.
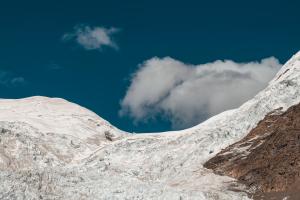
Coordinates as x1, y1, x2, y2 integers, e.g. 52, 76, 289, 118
1, 51, 300, 199
104, 131, 115, 141
204, 103, 300, 199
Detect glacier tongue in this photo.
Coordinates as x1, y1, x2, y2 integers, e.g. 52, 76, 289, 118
0, 51, 300, 199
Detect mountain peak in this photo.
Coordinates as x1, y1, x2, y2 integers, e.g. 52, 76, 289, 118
1, 52, 300, 199
0, 96, 125, 140
271, 51, 300, 84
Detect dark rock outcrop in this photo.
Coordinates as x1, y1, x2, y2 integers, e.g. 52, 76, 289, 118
204, 103, 300, 199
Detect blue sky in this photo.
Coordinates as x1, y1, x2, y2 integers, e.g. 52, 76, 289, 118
0, 0, 299, 132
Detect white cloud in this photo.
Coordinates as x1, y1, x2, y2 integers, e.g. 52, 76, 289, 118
0, 71, 26, 87
120, 57, 282, 129
63, 25, 120, 50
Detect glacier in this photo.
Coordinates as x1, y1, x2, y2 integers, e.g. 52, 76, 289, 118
0, 51, 300, 199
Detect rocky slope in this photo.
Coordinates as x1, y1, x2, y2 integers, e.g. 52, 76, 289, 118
204, 103, 300, 200
0, 51, 300, 199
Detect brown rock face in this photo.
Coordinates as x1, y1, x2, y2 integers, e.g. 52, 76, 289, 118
204, 103, 300, 199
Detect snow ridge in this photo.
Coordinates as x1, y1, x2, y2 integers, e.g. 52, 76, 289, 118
0, 51, 300, 199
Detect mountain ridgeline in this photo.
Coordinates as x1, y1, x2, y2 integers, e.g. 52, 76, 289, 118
0, 51, 300, 199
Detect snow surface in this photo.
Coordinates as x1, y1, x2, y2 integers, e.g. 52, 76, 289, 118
1, 51, 300, 199
0, 96, 125, 139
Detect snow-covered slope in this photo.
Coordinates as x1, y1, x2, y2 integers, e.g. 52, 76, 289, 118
0, 51, 300, 199
0, 96, 125, 140
0, 96, 126, 169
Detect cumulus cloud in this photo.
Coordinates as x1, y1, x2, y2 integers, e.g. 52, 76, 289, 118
0, 71, 26, 87
120, 57, 282, 129
63, 25, 120, 50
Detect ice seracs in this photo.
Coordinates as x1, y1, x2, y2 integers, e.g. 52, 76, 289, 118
1, 51, 300, 199
0, 96, 126, 169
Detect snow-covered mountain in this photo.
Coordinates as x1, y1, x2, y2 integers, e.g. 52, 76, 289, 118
0, 96, 125, 169
0, 51, 300, 200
